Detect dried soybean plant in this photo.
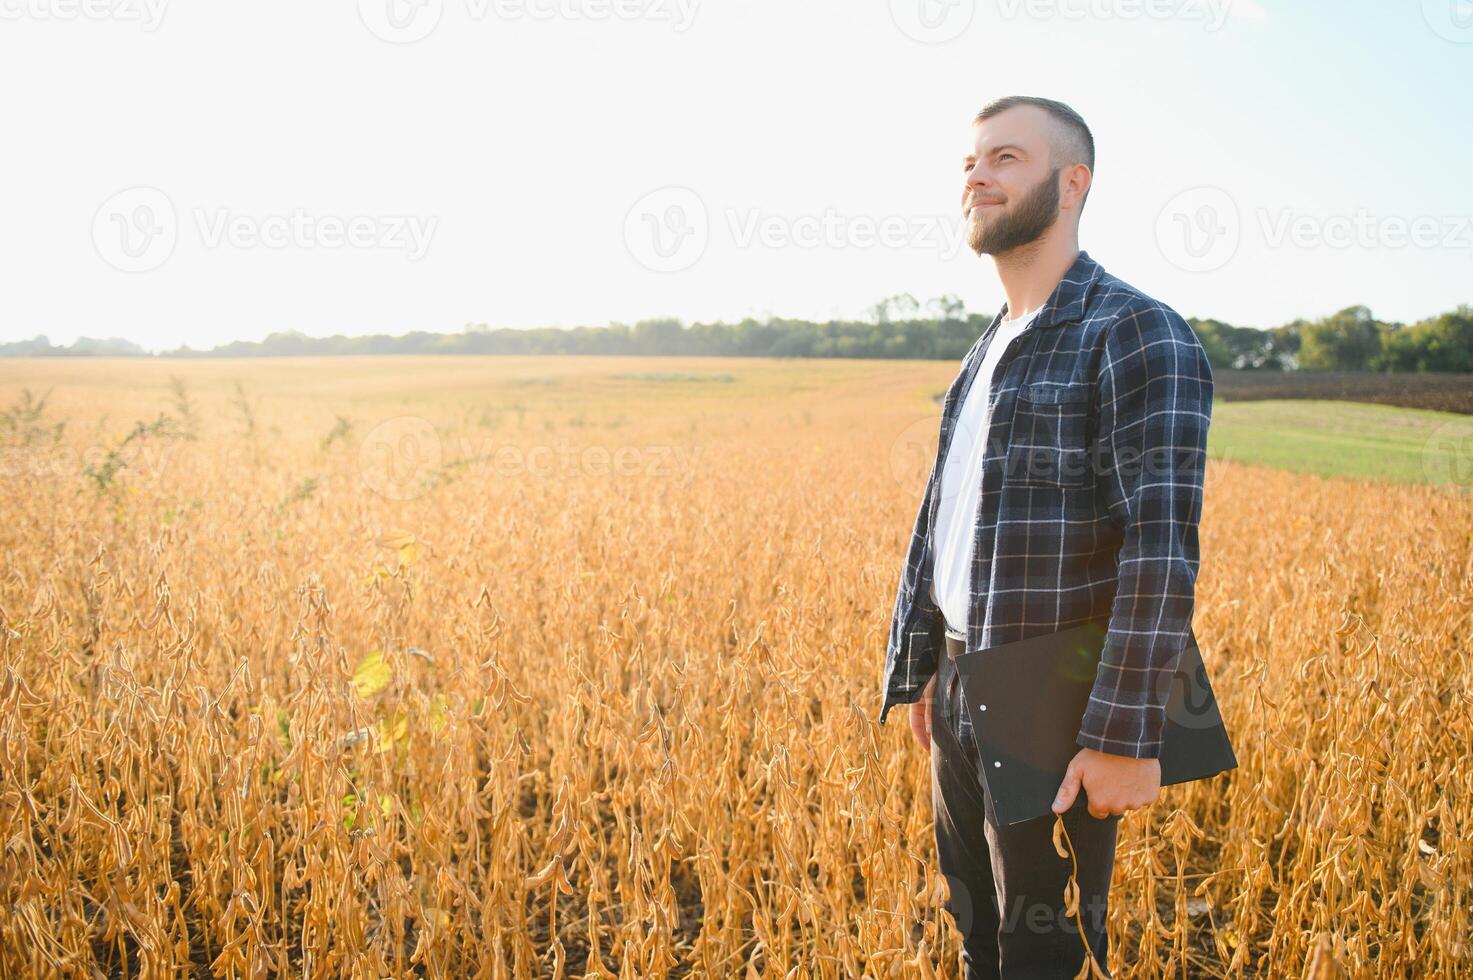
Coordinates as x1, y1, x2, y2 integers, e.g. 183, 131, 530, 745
0, 358, 1469, 978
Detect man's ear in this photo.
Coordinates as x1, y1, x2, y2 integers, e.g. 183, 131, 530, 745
1063, 163, 1092, 211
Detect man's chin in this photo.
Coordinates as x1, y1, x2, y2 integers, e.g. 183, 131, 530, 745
966, 214, 998, 255
967, 232, 996, 257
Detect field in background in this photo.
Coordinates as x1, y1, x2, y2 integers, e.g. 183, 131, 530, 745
1209, 400, 1473, 486
1211, 370, 1473, 416
2, 356, 1470, 978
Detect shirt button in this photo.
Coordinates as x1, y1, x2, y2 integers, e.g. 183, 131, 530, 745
978, 704, 987, 711
993, 761, 1001, 768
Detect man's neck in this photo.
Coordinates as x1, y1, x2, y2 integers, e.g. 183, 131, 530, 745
993, 234, 1081, 321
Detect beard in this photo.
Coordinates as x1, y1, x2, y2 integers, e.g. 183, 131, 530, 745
966, 166, 1062, 257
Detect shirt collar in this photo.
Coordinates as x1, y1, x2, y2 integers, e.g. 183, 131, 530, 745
997, 249, 1104, 331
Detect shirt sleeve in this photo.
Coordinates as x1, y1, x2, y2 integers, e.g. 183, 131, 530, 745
878, 471, 942, 725
1075, 302, 1214, 759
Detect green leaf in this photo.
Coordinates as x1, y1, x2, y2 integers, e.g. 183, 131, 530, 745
342, 792, 359, 830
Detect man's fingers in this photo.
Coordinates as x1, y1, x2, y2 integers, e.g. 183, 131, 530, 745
910, 698, 931, 752
1052, 759, 1082, 813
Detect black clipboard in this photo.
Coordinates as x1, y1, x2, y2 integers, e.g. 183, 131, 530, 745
952, 620, 1238, 825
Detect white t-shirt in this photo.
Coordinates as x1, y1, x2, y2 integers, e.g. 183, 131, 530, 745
930, 304, 1042, 639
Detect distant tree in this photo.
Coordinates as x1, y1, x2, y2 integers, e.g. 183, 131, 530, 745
1423, 307, 1473, 371
1191, 318, 1290, 371
869, 293, 920, 324
1188, 319, 1235, 370
1268, 322, 1301, 369
633, 318, 685, 355
10, 297, 1467, 368
925, 294, 966, 320
1297, 305, 1384, 371
1374, 305, 1473, 372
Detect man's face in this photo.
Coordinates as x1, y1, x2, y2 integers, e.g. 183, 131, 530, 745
961, 107, 1062, 257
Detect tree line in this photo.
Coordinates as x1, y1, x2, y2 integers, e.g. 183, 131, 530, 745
5, 300, 1470, 372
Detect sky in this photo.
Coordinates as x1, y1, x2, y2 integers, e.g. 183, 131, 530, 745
2, 0, 1470, 353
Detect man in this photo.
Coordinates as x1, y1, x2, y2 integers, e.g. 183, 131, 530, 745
878, 96, 1214, 978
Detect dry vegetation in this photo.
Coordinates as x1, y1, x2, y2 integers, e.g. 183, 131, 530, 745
1, 355, 1469, 978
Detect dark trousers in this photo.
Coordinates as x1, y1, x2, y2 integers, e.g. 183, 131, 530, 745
930, 642, 1121, 979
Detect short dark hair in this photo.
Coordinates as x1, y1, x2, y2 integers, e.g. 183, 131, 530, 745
974, 96, 1094, 211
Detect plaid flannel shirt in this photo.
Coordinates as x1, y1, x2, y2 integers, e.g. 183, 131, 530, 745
878, 249, 1214, 759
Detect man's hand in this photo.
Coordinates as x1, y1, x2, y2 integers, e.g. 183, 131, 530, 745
910, 674, 937, 752
1052, 747, 1161, 819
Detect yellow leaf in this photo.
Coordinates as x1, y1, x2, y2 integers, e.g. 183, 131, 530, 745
429, 694, 449, 735
375, 531, 419, 565
374, 707, 409, 753
377, 530, 415, 549
353, 650, 392, 698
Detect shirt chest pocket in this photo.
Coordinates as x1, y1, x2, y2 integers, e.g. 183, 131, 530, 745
1005, 381, 1093, 488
